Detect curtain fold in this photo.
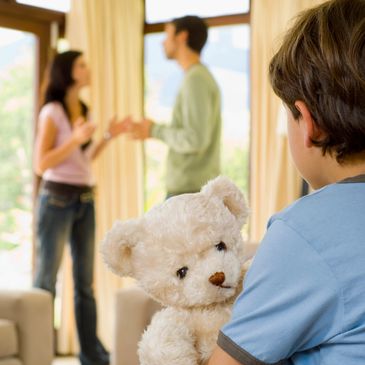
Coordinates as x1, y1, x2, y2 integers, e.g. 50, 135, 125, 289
249, 0, 325, 242
58, 0, 144, 352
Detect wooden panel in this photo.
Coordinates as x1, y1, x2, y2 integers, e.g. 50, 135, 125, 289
144, 13, 250, 34
0, 0, 64, 23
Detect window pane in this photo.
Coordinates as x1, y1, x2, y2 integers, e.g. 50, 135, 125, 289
0, 27, 36, 289
144, 24, 250, 209
146, 0, 249, 23
16, 0, 70, 12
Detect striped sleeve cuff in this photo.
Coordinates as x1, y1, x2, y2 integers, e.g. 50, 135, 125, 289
217, 331, 286, 365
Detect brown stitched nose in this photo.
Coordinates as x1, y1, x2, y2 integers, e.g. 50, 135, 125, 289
209, 272, 225, 286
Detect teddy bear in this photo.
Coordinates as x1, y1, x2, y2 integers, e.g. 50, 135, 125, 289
101, 176, 249, 365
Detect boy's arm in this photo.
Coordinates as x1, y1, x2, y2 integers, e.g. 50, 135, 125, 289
206, 346, 244, 365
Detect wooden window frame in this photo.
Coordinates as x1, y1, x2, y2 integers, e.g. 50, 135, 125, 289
145, 12, 250, 33
0, 0, 66, 271
144, 0, 251, 34
0, 0, 65, 106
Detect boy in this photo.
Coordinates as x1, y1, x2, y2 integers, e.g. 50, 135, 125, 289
207, 0, 365, 364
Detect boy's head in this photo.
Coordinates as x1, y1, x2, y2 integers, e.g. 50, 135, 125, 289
269, 0, 365, 176
163, 15, 208, 58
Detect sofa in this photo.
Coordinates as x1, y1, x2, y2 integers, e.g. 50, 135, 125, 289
0, 289, 53, 365
111, 285, 161, 365
112, 242, 258, 365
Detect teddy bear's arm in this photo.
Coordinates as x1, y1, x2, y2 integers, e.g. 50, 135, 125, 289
138, 308, 199, 365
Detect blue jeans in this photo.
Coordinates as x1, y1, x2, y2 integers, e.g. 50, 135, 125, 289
33, 189, 109, 365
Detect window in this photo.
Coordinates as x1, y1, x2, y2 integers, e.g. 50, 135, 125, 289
145, 0, 250, 23
0, 27, 36, 289
144, 5, 250, 210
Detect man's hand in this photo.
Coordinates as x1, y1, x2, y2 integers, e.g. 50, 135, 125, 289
128, 118, 153, 140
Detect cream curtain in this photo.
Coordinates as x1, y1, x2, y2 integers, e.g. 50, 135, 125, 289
250, 0, 326, 242
56, 0, 144, 353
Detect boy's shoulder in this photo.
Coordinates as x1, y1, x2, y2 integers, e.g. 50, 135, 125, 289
269, 178, 365, 240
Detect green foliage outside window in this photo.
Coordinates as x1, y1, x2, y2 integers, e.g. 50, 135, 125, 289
0, 65, 33, 250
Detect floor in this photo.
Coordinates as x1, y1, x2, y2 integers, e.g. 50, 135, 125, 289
53, 357, 79, 365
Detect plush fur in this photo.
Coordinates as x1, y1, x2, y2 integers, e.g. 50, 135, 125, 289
101, 176, 249, 365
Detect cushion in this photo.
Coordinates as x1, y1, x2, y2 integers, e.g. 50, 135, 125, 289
0, 319, 18, 358
0, 359, 22, 365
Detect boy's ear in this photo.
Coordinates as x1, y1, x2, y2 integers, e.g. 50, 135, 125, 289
294, 100, 324, 147
100, 219, 142, 277
201, 176, 249, 228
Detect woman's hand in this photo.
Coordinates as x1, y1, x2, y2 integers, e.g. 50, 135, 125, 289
105, 115, 133, 139
72, 117, 96, 145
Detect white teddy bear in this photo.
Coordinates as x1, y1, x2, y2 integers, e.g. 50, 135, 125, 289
101, 176, 249, 365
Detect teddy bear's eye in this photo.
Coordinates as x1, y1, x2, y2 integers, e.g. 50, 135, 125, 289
215, 242, 227, 251
176, 266, 188, 279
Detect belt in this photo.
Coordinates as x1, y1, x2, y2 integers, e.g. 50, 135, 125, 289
41, 180, 94, 200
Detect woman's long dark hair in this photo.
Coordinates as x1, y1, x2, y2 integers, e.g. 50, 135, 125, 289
43, 50, 90, 149
43, 50, 88, 118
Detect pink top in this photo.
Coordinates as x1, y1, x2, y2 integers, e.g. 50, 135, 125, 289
39, 102, 94, 186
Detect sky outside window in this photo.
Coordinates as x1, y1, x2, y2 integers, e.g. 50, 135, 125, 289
16, 0, 70, 12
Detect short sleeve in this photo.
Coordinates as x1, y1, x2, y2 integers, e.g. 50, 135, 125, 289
219, 219, 343, 365
38, 102, 62, 129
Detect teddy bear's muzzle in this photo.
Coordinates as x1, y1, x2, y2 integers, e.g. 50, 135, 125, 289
209, 272, 231, 288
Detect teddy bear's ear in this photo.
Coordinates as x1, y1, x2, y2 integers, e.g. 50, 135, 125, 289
100, 219, 141, 277
201, 175, 249, 227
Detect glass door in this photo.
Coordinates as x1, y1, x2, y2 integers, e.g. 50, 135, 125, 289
0, 27, 36, 288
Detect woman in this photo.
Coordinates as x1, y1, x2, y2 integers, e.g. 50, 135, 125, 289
33, 50, 126, 365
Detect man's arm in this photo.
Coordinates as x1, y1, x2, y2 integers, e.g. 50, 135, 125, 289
151, 73, 215, 154
206, 346, 244, 365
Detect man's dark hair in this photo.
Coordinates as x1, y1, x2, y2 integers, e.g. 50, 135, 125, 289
269, 0, 365, 162
172, 15, 208, 54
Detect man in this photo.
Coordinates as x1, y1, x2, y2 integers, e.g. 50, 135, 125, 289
129, 15, 221, 197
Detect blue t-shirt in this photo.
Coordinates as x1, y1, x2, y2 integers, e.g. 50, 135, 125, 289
219, 175, 365, 365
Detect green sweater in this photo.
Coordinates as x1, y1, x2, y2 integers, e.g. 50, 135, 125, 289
151, 63, 221, 194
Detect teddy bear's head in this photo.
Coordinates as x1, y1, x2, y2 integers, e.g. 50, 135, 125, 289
101, 176, 249, 308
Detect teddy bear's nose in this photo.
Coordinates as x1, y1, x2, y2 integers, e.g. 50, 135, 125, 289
209, 272, 225, 286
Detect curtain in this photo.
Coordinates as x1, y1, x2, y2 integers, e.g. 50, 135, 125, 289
57, 0, 144, 353
249, 0, 326, 242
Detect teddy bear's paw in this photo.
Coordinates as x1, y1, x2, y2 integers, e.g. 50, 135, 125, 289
139, 337, 199, 365
138, 312, 199, 365
139, 348, 199, 365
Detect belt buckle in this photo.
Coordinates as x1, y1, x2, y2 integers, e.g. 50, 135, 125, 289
80, 191, 93, 202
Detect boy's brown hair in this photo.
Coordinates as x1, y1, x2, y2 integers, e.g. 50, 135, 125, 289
269, 0, 365, 162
